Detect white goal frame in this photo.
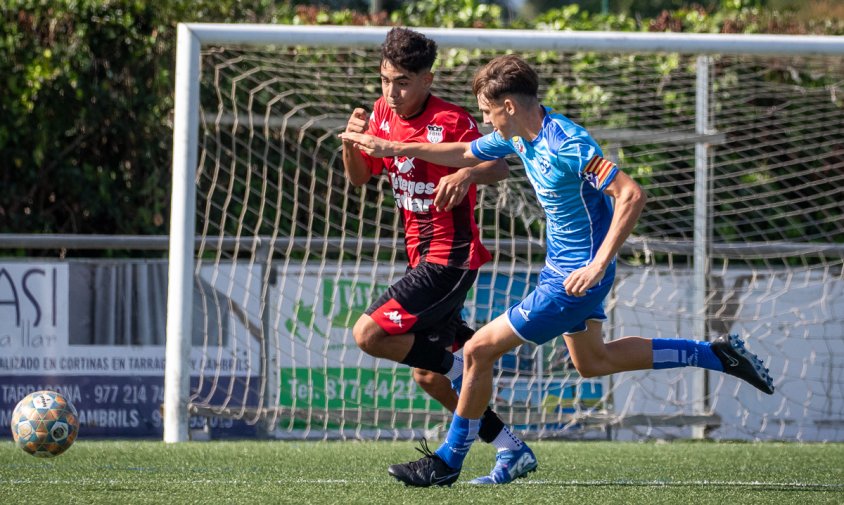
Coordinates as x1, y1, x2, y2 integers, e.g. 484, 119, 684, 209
166, 23, 844, 443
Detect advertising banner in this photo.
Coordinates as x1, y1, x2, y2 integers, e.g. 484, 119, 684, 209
0, 262, 257, 438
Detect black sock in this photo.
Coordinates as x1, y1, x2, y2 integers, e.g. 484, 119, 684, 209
399, 336, 454, 375
478, 407, 505, 444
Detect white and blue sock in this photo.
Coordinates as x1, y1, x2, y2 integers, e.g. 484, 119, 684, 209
435, 413, 480, 470
444, 352, 463, 382
652, 338, 723, 371
491, 426, 524, 452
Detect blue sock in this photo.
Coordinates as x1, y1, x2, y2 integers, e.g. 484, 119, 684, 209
435, 413, 480, 470
652, 338, 723, 371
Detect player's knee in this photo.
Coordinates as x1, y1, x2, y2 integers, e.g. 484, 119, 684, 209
412, 368, 437, 387
573, 363, 602, 378
569, 358, 608, 378
352, 317, 381, 354
463, 337, 498, 369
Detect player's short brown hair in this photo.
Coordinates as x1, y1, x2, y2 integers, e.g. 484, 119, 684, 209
381, 27, 437, 74
472, 54, 539, 102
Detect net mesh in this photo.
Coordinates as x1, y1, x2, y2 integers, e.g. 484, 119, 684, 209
184, 41, 844, 441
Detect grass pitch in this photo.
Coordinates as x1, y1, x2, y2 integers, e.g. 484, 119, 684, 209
1, 440, 842, 504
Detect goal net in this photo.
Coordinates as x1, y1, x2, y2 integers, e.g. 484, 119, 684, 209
166, 25, 844, 442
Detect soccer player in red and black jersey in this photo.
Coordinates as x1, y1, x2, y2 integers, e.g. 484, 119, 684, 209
341, 27, 537, 485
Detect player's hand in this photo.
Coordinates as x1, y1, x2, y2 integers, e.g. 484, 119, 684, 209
434, 169, 472, 212
563, 263, 606, 297
344, 108, 369, 135
338, 132, 396, 158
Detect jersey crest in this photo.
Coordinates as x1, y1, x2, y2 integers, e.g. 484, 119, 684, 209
426, 124, 444, 143
512, 136, 526, 154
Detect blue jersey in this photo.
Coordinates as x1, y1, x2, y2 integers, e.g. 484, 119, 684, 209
470, 108, 618, 275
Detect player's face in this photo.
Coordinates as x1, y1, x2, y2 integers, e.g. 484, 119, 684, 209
380, 60, 432, 118
477, 94, 513, 138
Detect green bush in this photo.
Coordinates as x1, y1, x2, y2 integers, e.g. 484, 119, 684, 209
0, 0, 840, 251
0, 0, 375, 244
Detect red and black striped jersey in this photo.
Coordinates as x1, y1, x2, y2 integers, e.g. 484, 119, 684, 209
359, 94, 492, 270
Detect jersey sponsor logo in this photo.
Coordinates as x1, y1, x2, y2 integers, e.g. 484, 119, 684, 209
582, 155, 616, 189
383, 310, 403, 328
535, 187, 558, 198
390, 173, 436, 197
427, 124, 444, 143
394, 156, 415, 174
389, 173, 436, 213
379, 118, 390, 134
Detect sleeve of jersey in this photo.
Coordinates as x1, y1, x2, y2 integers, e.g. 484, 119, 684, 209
470, 131, 513, 161
359, 109, 385, 175
580, 153, 618, 192
449, 111, 482, 143
558, 141, 618, 192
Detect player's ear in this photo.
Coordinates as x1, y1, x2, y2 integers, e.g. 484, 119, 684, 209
422, 71, 434, 89
504, 97, 516, 116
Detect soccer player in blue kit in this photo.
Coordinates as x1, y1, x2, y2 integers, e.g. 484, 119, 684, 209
341, 54, 775, 487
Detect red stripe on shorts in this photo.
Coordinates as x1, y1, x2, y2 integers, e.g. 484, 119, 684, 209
369, 298, 418, 335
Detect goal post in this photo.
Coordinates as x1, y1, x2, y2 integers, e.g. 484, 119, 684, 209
164, 23, 200, 443
166, 24, 844, 443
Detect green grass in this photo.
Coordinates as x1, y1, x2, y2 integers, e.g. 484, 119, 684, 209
1, 440, 842, 504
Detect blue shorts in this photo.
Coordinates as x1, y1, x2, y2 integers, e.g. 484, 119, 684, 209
506, 265, 614, 345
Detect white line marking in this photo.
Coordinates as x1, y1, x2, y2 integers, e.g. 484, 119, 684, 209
514, 479, 844, 489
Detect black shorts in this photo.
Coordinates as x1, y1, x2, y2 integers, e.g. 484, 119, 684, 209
365, 262, 477, 350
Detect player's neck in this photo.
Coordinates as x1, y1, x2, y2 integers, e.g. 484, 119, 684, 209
398, 93, 431, 120
518, 103, 546, 141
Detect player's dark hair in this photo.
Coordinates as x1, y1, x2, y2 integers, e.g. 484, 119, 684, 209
472, 54, 539, 102
381, 27, 438, 74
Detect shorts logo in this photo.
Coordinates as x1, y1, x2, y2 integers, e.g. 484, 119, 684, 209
427, 124, 443, 144
518, 307, 531, 321
383, 310, 403, 328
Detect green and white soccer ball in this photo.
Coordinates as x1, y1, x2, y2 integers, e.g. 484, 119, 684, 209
11, 390, 80, 457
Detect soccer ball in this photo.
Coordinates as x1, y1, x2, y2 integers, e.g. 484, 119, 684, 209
11, 390, 80, 457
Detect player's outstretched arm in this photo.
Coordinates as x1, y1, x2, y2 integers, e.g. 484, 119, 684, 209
339, 132, 481, 168
563, 170, 647, 297
434, 159, 508, 211
341, 108, 373, 187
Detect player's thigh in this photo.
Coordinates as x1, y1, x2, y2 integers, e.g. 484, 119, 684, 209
562, 319, 608, 371
464, 314, 524, 364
